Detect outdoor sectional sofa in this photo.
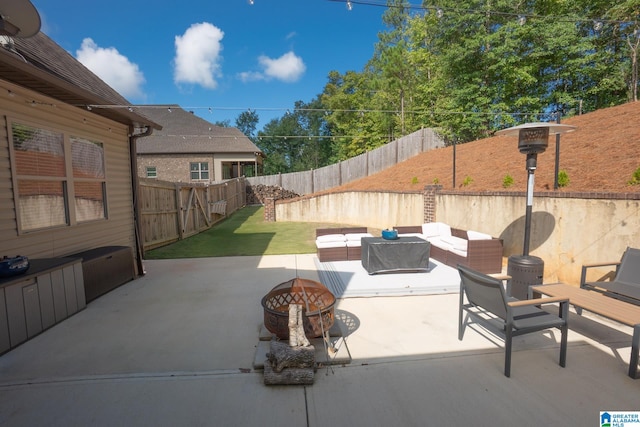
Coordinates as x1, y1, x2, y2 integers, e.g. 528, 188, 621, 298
394, 222, 504, 274
315, 227, 373, 262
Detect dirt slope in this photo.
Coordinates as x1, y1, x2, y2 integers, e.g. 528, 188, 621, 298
331, 102, 640, 194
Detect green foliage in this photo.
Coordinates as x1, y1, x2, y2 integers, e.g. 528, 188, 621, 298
557, 170, 570, 188
411, 176, 419, 184
502, 174, 514, 188
462, 176, 473, 187
257, 98, 333, 174
432, 177, 440, 184
254, 0, 636, 170
235, 109, 259, 139
628, 167, 640, 185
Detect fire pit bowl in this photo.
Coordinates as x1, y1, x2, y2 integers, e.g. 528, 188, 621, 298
261, 277, 336, 339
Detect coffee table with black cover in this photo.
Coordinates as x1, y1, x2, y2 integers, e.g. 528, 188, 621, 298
361, 236, 431, 274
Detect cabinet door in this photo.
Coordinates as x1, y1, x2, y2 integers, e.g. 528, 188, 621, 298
22, 283, 42, 338
37, 273, 56, 330
73, 262, 86, 310
0, 290, 10, 354
63, 265, 78, 315
50, 269, 68, 323
5, 279, 32, 347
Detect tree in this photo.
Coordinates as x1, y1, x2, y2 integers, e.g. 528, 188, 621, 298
256, 99, 334, 174
212, 119, 231, 127
235, 109, 260, 140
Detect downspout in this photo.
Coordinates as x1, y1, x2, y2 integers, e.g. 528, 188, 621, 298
129, 125, 152, 276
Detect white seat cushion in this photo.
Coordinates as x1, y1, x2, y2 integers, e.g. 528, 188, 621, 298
345, 232, 373, 241
441, 235, 468, 252
316, 234, 346, 243
426, 236, 454, 251
316, 240, 347, 249
449, 247, 468, 257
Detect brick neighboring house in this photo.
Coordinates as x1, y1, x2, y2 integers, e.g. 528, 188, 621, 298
136, 105, 264, 183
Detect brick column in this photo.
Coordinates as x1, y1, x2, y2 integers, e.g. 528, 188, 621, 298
264, 197, 276, 222
423, 184, 442, 223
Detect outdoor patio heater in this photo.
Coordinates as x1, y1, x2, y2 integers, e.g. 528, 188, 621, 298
496, 122, 576, 299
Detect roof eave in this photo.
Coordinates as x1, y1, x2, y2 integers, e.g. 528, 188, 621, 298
0, 48, 162, 130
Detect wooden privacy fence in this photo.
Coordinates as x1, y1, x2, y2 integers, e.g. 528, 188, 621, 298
247, 127, 445, 195
139, 177, 246, 251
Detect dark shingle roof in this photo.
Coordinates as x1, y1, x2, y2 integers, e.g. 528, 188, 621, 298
135, 105, 263, 155
0, 32, 160, 129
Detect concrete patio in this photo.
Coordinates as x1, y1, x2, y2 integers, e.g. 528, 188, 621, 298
0, 254, 637, 426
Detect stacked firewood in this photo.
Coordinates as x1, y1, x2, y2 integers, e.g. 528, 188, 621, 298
263, 304, 315, 385
246, 185, 300, 205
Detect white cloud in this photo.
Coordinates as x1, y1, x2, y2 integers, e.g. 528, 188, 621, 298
242, 51, 305, 83
173, 22, 224, 89
76, 38, 146, 100
238, 71, 266, 83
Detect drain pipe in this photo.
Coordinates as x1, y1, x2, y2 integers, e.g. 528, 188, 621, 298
129, 125, 152, 276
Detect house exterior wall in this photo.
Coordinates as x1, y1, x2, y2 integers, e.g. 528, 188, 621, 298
137, 154, 215, 183
0, 79, 137, 259
138, 152, 259, 182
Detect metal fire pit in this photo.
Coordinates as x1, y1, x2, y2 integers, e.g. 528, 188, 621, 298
261, 277, 336, 340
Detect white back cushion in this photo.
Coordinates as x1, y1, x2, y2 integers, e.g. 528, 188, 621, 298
467, 230, 493, 240
422, 222, 451, 238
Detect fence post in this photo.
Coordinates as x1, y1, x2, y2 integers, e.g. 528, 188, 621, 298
423, 184, 442, 223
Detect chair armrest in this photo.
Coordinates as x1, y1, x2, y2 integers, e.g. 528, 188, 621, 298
507, 296, 568, 307
580, 261, 621, 287
508, 297, 570, 321
582, 261, 620, 269
489, 273, 511, 281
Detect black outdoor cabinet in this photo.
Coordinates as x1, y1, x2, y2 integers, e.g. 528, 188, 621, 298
70, 246, 135, 303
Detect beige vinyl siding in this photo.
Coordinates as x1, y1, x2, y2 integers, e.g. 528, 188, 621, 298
0, 79, 136, 259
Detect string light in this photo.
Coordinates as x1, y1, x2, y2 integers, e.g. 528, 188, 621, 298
81, 103, 550, 118
346, 0, 352, 11
327, 0, 639, 27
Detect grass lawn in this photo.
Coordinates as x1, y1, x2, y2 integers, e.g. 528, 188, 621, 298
145, 205, 371, 259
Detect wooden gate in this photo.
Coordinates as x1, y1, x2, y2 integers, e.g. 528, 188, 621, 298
139, 177, 246, 251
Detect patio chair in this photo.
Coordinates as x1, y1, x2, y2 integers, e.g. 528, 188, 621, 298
580, 247, 640, 305
458, 265, 569, 377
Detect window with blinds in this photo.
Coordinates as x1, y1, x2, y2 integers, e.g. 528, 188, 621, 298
10, 121, 107, 232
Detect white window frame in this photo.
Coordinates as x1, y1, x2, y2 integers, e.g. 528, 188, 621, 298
190, 162, 209, 181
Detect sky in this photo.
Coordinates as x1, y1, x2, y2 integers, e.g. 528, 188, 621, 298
30, 0, 389, 130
